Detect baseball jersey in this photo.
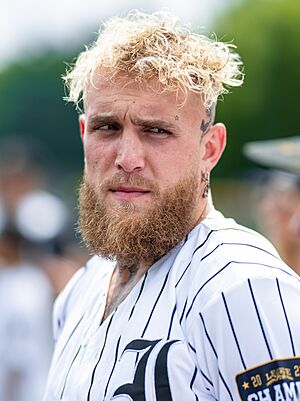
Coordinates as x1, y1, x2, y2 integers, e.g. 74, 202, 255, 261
43, 208, 300, 401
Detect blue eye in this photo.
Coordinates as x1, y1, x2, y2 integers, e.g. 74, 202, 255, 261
150, 127, 165, 133
97, 124, 118, 131
148, 127, 171, 136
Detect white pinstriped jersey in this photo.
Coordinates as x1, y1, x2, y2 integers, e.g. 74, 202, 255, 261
43, 208, 300, 401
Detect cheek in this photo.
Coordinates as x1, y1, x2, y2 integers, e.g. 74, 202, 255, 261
84, 141, 112, 176
174, 145, 202, 172
159, 151, 200, 185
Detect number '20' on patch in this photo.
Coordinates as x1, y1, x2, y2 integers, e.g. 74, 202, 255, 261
236, 357, 300, 401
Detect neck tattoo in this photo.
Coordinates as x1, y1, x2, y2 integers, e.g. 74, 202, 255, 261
128, 264, 138, 277
118, 262, 138, 278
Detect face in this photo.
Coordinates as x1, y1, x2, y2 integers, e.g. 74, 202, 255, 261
78, 75, 226, 264
80, 75, 225, 219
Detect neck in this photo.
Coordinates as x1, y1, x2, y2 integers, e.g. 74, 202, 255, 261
193, 194, 212, 228
116, 260, 150, 284
102, 260, 149, 322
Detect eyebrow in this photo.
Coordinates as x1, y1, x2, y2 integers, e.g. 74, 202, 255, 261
88, 115, 177, 131
130, 117, 176, 131
88, 114, 118, 126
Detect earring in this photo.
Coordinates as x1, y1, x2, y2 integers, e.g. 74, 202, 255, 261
201, 172, 210, 198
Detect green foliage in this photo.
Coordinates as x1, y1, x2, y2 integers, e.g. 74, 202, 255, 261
0, 52, 82, 178
213, 0, 300, 177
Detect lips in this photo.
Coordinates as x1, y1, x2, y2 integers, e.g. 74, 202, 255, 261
109, 185, 150, 200
109, 184, 150, 192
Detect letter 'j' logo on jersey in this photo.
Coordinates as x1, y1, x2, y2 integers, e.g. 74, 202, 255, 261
111, 338, 180, 401
236, 357, 300, 401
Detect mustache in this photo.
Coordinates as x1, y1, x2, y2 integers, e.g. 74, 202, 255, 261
86, 172, 158, 193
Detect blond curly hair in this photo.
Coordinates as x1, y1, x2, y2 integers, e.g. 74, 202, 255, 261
64, 10, 244, 110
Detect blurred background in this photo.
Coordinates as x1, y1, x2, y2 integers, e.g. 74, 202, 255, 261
0, 0, 299, 399
1, 0, 299, 225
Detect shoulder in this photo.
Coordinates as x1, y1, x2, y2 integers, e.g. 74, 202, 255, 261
184, 272, 300, 400
175, 211, 300, 400
199, 207, 275, 250
52, 255, 114, 341
174, 208, 299, 314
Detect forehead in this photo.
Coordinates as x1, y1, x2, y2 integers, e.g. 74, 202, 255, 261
84, 73, 205, 119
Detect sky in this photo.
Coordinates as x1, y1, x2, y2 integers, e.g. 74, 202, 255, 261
0, 0, 233, 68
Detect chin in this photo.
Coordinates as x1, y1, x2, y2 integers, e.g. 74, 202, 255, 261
109, 194, 152, 210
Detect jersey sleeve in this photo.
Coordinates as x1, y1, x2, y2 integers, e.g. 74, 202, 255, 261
186, 274, 300, 401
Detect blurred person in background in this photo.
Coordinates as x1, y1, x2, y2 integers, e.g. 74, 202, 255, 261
0, 139, 80, 401
43, 11, 300, 401
244, 136, 300, 275
0, 228, 52, 401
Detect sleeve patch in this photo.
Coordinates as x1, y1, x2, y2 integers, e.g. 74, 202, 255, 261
236, 357, 300, 401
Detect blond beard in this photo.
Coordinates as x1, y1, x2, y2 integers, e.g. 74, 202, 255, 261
78, 171, 200, 267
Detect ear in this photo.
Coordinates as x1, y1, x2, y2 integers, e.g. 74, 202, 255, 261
79, 114, 86, 142
202, 123, 226, 172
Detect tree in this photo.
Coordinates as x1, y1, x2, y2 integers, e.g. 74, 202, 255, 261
212, 0, 300, 177
0, 52, 83, 179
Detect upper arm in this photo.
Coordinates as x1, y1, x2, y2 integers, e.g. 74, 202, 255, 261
186, 276, 300, 400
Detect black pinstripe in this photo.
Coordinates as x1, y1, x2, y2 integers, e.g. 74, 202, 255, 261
179, 298, 188, 325
167, 305, 177, 340
60, 346, 81, 399
186, 260, 297, 320
128, 272, 148, 321
175, 227, 264, 288
199, 313, 234, 401
175, 230, 215, 288
190, 367, 199, 401
57, 314, 84, 361
200, 369, 213, 387
87, 311, 116, 401
276, 278, 296, 356
201, 242, 280, 263
248, 279, 273, 359
103, 336, 121, 399
221, 292, 246, 369
141, 271, 170, 337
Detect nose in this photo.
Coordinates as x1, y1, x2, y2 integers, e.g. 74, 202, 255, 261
114, 129, 145, 173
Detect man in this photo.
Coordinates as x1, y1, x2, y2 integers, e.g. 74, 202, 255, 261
43, 11, 300, 401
